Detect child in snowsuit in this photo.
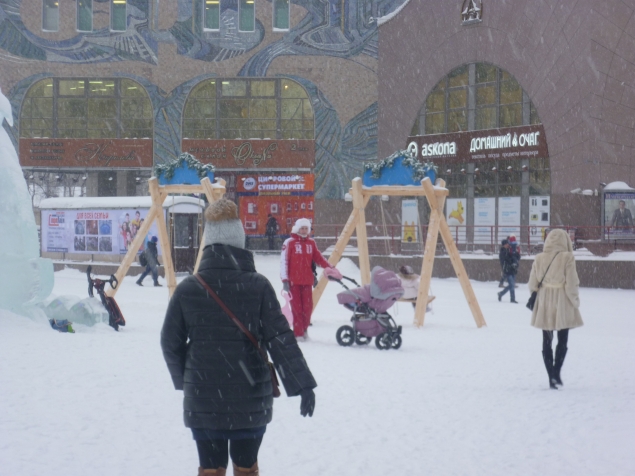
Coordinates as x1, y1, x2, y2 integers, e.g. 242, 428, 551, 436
280, 218, 338, 340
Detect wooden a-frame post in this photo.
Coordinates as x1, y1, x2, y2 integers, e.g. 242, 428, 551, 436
106, 176, 226, 299
312, 177, 486, 329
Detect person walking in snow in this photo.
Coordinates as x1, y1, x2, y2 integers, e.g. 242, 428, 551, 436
280, 218, 341, 340
498, 238, 509, 288
161, 199, 317, 475
528, 228, 583, 390
497, 239, 519, 303
265, 214, 279, 250
136, 236, 161, 287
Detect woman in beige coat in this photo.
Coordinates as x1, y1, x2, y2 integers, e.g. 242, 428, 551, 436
528, 229, 583, 389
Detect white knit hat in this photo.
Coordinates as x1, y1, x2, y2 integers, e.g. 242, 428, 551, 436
292, 218, 312, 234
203, 199, 245, 249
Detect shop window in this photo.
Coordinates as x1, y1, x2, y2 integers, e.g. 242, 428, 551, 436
182, 78, 314, 140
273, 0, 290, 30
77, 0, 92, 32
239, 0, 255, 32
204, 0, 220, 31
111, 0, 127, 31
20, 78, 152, 139
42, 0, 59, 31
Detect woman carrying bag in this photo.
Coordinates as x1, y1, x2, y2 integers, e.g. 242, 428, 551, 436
161, 199, 317, 475
528, 229, 584, 390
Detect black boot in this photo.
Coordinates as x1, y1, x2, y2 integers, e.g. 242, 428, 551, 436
542, 350, 558, 390
553, 345, 568, 386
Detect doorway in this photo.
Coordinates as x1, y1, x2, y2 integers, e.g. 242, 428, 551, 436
170, 213, 201, 273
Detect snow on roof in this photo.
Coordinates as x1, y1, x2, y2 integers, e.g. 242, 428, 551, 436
376, 0, 412, 26
604, 181, 635, 191
38, 196, 205, 210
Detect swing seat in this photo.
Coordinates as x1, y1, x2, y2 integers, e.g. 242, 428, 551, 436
398, 295, 436, 304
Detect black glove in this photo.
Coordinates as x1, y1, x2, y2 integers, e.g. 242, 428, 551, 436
300, 389, 315, 417
283, 281, 290, 293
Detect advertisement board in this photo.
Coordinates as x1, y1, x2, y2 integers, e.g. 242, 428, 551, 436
236, 174, 314, 235
529, 196, 550, 244
41, 208, 162, 255
401, 199, 419, 243
474, 197, 496, 244
498, 197, 521, 242
446, 198, 467, 244
604, 192, 635, 239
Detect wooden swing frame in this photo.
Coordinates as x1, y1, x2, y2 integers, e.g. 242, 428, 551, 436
312, 177, 486, 328
106, 176, 226, 299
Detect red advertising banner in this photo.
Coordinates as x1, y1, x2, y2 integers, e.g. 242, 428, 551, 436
237, 174, 314, 235
19, 138, 153, 168
182, 139, 315, 169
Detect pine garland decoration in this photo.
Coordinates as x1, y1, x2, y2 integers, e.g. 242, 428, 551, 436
364, 149, 437, 181
154, 153, 215, 180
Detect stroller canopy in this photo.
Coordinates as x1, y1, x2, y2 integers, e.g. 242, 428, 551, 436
337, 266, 404, 313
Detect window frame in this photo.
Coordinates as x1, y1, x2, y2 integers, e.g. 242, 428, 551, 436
203, 0, 221, 32
20, 78, 152, 140
42, 0, 60, 32
110, 0, 127, 32
77, 0, 93, 32
272, 0, 290, 31
238, 0, 255, 32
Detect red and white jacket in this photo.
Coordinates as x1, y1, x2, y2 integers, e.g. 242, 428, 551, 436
280, 233, 332, 286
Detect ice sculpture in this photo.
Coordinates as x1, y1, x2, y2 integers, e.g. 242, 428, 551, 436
0, 87, 54, 319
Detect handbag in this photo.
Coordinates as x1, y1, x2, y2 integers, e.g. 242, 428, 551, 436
526, 252, 560, 311
194, 274, 281, 398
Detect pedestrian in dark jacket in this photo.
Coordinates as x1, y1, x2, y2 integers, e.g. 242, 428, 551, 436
498, 238, 509, 287
265, 214, 279, 250
136, 236, 161, 286
161, 199, 317, 476
497, 240, 520, 303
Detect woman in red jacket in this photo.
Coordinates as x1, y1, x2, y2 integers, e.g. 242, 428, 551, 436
280, 218, 340, 340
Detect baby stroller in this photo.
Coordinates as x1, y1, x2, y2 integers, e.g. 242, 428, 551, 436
86, 266, 126, 331
332, 266, 404, 350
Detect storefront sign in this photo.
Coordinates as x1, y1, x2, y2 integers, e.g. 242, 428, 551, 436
41, 208, 162, 255
182, 139, 315, 169
236, 174, 314, 235
19, 138, 153, 168
407, 124, 547, 162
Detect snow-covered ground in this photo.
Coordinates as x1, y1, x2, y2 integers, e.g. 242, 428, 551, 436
1, 255, 633, 476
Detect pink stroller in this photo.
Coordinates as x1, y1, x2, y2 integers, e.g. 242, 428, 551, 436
333, 266, 404, 350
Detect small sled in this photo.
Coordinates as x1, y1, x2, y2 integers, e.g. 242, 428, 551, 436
86, 266, 126, 331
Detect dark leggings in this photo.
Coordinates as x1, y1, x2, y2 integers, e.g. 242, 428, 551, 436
196, 436, 263, 470
542, 329, 569, 352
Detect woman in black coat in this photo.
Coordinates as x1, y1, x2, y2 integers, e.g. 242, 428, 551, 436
161, 199, 317, 476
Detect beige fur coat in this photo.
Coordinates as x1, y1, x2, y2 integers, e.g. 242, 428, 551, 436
528, 229, 583, 331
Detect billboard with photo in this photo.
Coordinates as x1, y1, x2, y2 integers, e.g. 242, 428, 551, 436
604, 192, 635, 240
41, 208, 162, 255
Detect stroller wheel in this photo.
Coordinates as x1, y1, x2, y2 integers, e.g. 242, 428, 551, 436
336, 325, 355, 346
355, 332, 371, 345
391, 335, 402, 350
375, 332, 393, 350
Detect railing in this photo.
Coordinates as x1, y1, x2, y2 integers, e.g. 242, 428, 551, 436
304, 225, 635, 256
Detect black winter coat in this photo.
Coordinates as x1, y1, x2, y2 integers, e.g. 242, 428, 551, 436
161, 244, 316, 430
501, 246, 520, 276
144, 241, 159, 269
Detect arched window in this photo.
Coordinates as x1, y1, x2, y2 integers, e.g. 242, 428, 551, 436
20, 78, 152, 139
411, 63, 541, 136
411, 63, 548, 200
183, 78, 314, 140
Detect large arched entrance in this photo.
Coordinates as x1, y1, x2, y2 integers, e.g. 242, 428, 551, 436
407, 63, 550, 250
